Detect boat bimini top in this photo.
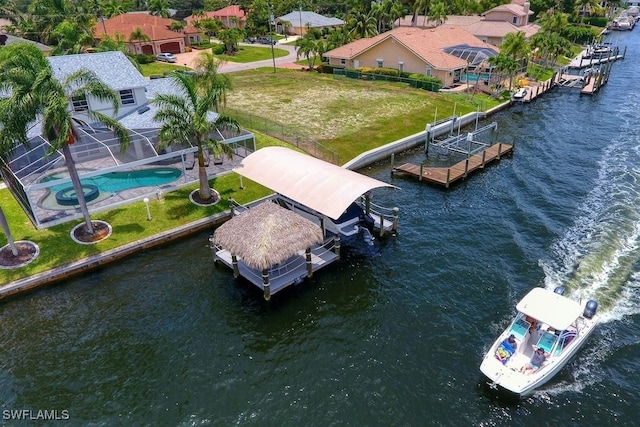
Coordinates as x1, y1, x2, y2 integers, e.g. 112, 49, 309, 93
515, 287, 584, 331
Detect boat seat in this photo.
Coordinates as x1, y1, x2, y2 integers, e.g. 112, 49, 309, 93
536, 331, 557, 354
510, 318, 531, 341
495, 340, 516, 365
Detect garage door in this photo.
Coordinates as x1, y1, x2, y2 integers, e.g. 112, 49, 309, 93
141, 44, 153, 54
159, 42, 181, 54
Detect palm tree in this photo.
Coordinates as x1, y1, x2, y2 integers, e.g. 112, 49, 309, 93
500, 30, 530, 76
575, 0, 603, 22
428, 1, 447, 27
129, 27, 151, 54
192, 51, 232, 111
501, 31, 530, 60
0, 42, 131, 236
50, 20, 95, 55
295, 33, 323, 69
0, 208, 18, 257
152, 73, 239, 203
101, 0, 126, 18
148, 0, 171, 18
347, 9, 378, 39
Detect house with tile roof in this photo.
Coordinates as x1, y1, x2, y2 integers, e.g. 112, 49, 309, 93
93, 13, 202, 55
395, 0, 539, 47
184, 5, 246, 29
323, 26, 499, 88
275, 11, 345, 35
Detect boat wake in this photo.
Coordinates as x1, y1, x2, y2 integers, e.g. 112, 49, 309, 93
540, 101, 640, 324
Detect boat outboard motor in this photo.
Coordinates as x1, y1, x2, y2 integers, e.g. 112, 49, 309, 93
554, 286, 566, 295
361, 214, 375, 232
583, 300, 598, 319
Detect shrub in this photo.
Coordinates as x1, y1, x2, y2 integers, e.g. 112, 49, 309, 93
212, 44, 225, 55
561, 25, 599, 44
318, 62, 344, 74
133, 54, 156, 64
583, 17, 608, 27
372, 67, 400, 77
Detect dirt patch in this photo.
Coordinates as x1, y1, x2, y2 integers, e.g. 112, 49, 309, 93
73, 221, 111, 243
191, 190, 220, 205
0, 241, 37, 268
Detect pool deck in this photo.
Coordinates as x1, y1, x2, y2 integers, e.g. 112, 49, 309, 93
28, 149, 248, 228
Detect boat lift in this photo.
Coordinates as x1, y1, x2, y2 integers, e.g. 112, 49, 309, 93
425, 116, 499, 158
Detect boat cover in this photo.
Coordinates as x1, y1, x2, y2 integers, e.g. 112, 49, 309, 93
233, 147, 397, 220
516, 287, 583, 330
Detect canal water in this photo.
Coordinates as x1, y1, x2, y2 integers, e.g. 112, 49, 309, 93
1, 31, 639, 425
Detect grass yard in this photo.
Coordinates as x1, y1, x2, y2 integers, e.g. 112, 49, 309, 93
0, 174, 273, 283
139, 62, 186, 77
223, 69, 505, 163
217, 45, 290, 63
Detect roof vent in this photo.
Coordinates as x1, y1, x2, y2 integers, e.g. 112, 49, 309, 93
138, 106, 150, 114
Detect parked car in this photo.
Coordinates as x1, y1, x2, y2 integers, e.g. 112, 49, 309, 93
257, 36, 276, 45
156, 53, 177, 63
244, 36, 257, 43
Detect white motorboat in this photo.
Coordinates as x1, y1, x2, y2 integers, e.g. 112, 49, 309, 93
512, 88, 527, 101
479, 286, 598, 397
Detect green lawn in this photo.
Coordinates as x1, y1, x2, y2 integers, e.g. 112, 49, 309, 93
217, 44, 290, 63
0, 174, 273, 283
223, 69, 505, 164
139, 62, 187, 77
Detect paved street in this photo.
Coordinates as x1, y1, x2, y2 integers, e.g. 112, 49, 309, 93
173, 39, 305, 73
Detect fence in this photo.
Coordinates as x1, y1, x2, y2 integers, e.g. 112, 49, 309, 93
222, 108, 340, 165
332, 69, 442, 92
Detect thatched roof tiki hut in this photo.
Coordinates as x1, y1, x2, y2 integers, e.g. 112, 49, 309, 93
212, 201, 334, 300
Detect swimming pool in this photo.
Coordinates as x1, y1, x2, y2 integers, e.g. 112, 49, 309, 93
41, 167, 182, 207
42, 167, 182, 193
462, 72, 491, 82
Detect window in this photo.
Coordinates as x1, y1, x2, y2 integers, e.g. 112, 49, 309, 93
340, 58, 346, 65
72, 95, 88, 112
425, 65, 432, 77
512, 16, 517, 24
119, 89, 135, 106
376, 58, 383, 68
398, 61, 404, 74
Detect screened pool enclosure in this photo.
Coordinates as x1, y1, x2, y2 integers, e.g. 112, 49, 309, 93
1, 123, 255, 229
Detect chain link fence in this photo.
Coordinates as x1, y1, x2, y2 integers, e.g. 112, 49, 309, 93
222, 108, 340, 165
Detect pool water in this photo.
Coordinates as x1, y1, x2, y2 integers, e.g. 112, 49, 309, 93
42, 167, 182, 194
463, 72, 491, 82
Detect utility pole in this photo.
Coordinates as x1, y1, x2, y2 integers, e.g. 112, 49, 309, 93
299, 1, 303, 36
267, 3, 276, 73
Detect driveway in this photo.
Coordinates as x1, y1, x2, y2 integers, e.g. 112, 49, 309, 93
173, 42, 304, 74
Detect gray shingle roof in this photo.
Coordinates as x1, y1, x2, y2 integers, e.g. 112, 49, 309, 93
48, 51, 148, 91
117, 77, 219, 130
277, 11, 344, 28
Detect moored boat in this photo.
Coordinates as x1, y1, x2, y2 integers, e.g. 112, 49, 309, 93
479, 286, 598, 397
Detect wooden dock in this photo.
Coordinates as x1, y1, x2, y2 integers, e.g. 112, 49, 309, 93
392, 143, 513, 188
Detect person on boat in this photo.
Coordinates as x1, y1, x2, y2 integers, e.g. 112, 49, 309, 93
506, 334, 517, 350
520, 347, 547, 375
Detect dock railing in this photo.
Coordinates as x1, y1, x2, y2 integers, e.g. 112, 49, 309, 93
358, 196, 399, 236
